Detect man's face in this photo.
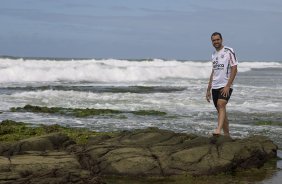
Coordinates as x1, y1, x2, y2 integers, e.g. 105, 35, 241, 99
211, 35, 223, 50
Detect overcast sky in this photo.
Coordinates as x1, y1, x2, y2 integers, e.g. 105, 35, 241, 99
0, 0, 281, 61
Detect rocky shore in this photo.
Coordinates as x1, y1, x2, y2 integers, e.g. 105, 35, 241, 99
0, 120, 278, 184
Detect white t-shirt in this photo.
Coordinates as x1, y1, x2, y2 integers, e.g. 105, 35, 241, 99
211, 46, 238, 89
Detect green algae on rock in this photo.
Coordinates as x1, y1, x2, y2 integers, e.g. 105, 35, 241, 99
0, 119, 112, 144
255, 121, 282, 126
132, 110, 167, 116
10, 104, 167, 117
0, 120, 36, 142
11, 104, 122, 117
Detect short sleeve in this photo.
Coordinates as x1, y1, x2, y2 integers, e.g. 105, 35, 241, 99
228, 49, 238, 66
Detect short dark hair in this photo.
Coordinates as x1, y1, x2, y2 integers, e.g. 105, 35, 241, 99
211, 32, 222, 40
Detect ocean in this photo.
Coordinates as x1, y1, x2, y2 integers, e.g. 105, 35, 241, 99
0, 57, 281, 149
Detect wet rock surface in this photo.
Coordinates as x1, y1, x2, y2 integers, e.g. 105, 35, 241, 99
79, 127, 277, 176
0, 127, 278, 183
0, 133, 104, 184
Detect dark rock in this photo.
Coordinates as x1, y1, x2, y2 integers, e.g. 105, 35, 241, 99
78, 127, 278, 176
0, 134, 104, 184
0, 133, 74, 157
0, 127, 278, 183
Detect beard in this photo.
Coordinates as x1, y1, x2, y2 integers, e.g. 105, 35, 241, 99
213, 43, 222, 50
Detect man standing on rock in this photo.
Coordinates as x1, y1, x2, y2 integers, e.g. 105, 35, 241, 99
206, 32, 238, 136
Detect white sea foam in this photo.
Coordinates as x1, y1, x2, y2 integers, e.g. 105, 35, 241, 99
238, 61, 282, 72
1, 58, 281, 83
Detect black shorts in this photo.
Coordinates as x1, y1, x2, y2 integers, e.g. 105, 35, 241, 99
212, 87, 233, 108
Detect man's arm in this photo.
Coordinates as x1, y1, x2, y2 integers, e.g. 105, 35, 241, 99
221, 65, 237, 97
206, 69, 214, 103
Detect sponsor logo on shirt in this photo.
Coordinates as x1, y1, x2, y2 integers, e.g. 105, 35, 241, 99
213, 60, 224, 70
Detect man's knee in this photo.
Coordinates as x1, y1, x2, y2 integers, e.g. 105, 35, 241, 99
217, 100, 227, 109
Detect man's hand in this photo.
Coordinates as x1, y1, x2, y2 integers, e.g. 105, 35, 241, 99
220, 86, 230, 97
206, 90, 211, 103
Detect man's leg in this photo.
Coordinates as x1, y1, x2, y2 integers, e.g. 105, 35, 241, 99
223, 113, 230, 136
214, 99, 228, 135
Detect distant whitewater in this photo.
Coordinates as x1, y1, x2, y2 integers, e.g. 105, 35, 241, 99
1, 57, 282, 148
1, 57, 281, 83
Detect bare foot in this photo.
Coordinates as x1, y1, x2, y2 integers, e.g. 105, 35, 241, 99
212, 129, 221, 136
